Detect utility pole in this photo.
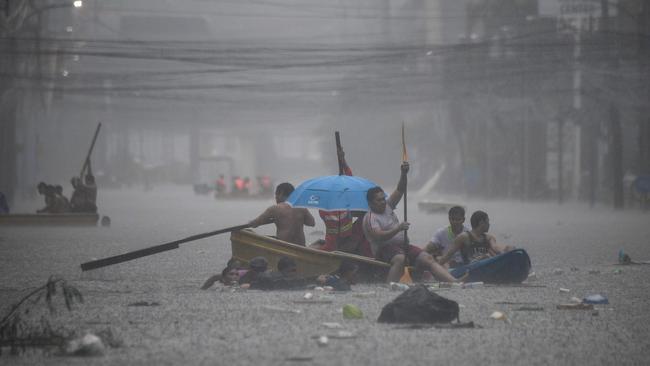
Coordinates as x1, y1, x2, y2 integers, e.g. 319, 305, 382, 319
601, 0, 624, 209
558, 116, 564, 204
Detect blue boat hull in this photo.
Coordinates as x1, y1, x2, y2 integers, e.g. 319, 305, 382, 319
449, 249, 531, 284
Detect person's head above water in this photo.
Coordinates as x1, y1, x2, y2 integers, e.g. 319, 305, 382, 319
277, 256, 297, 276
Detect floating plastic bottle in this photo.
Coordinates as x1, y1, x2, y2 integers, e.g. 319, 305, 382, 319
583, 294, 609, 305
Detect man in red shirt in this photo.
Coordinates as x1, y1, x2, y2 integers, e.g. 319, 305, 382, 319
314, 147, 372, 257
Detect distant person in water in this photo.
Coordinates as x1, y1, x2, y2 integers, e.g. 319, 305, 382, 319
0, 191, 9, 214
215, 174, 227, 197
248, 182, 315, 245
317, 261, 359, 291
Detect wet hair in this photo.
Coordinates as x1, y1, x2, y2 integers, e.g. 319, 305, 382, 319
448, 206, 465, 218
366, 186, 384, 203
275, 182, 294, 197
470, 210, 488, 229
221, 266, 234, 278
335, 261, 358, 276
277, 256, 297, 273
45, 185, 56, 195
249, 256, 268, 272
227, 257, 242, 269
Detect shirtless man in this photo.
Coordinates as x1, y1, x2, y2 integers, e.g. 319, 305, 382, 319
248, 182, 315, 245
438, 210, 511, 266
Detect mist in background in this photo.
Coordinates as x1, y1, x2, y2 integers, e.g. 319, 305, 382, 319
1, 0, 649, 208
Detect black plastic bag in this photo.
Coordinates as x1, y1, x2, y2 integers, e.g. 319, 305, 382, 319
378, 284, 459, 324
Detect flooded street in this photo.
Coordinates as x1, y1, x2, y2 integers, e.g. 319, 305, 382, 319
2, 186, 650, 365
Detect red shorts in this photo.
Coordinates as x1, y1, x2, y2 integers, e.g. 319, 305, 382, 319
376, 242, 422, 264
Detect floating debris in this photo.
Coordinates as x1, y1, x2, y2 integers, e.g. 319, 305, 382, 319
65, 333, 105, 357
583, 294, 609, 305
286, 356, 314, 362
262, 305, 301, 314
342, 304, 363, 319
127, 301, 160, 307
556, 303, 594, 310
316, 335, 329, 347
513, 306, 544, 312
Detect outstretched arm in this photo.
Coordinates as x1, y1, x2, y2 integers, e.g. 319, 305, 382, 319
249, 206, 274, 227
338, 148, 353, 176
200, 274, 222, 290
439, 233, 465, 266
387, 162, 409, 209
487, 234, 512, 255
364, 217, 409, 243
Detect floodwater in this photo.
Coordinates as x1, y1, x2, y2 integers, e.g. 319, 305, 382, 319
1, 186, 650, 365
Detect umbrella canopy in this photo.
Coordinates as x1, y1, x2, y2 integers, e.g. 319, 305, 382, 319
286, 175, 380, 212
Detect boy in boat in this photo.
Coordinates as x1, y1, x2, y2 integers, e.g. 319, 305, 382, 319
248, 182, 315, 246
437, 210, 513, 267
424, 206, 469, 268
362, 162, 461, 283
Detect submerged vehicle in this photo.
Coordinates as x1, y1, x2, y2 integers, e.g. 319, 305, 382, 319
230, 229, 389, 282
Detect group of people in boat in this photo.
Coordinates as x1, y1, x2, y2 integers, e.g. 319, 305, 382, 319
214, 174, 274, 199
219, 146, 513, 288
36, 164, 98, 214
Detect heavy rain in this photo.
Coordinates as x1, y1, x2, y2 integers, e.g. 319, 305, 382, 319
1, 0, 649, 364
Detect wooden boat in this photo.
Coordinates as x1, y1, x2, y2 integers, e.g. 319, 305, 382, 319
448, 249, 532, 284
418, 201, 464, 214
0, 213, 100, 226
230, 229, 390, 282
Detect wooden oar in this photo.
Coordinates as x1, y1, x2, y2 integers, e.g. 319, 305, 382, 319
399, 122, 413, 284
335, 131, 343, 175
80, 223, 252, 271
80, 122, 102, 178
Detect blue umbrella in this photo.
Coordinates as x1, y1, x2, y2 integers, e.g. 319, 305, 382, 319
286, 175, 380, 212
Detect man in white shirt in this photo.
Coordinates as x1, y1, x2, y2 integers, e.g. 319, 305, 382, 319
424, 206, 469, 268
